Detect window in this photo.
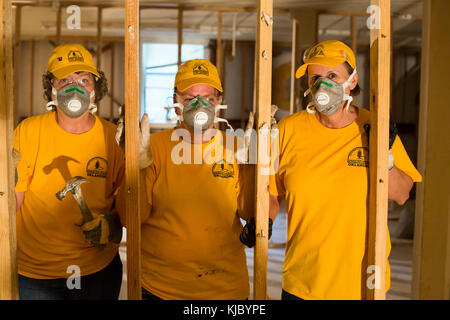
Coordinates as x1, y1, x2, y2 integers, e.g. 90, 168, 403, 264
142, 43, 205, 123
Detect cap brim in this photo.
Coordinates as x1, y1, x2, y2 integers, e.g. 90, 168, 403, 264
51, 64, 101, 79
176, 77, 223, 93
295, 57, 347, 79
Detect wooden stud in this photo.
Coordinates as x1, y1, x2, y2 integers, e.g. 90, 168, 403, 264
253, 0, 272, 300
13, 4, 21, 125
56, 4, 61, 45
240, 44, 247, 128
0, 0, 18, 300
216, 11, 223, 81
97, 7, 102, 69
363, 0, 391, 300
124, 0, 141, 300
28, 39, 34, 117
177, 7, 183, 66
289, 19, 296, 115
351, 15, 357, 54
109, 42, 115, 122
96, 6, 102, 114
412, 0, 450, 300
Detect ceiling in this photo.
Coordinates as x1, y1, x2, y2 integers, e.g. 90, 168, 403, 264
14, 0, 423, 47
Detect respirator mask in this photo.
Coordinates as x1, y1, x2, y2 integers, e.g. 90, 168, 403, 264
46, 83, 97, 118
170, 95, 233, 133
304, 68, 357, 116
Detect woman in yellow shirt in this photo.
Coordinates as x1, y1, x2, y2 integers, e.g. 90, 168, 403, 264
14, 44, 124, 300
268, 40, 422, 300
138, 59, 250, 300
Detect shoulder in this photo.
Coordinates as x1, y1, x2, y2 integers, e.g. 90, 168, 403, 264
151, 128, 174, 142
354, 106, 370, 126
97, 116, 118, 134
16, 112, 52, 130
278, 110, 309, 128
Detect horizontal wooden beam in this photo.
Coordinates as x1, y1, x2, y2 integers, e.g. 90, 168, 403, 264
11, 1, 289, 13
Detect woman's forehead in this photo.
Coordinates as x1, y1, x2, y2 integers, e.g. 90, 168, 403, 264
181, 84, 216, 96
308, 63, 347, 75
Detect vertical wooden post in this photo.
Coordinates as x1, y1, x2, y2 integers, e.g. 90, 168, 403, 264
364, 0, 391, 300
109, 42, 115, 122
96, 7, 102, 114
254, 0, 272, 300
216, 11, 223, 81
177, 7, 183, 66
289, 19, 296, 115
125, 0, 141, 300
13, 4, 21, 125
56, 4, 62, 45
412, 0, 450, 300
351, 15, 357, 54
97, 7, 102, 69
28, 39, 34, 117
240, 44, 247, 128
0, 0, 18, 300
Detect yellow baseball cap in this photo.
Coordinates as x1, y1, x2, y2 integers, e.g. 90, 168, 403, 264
295, 40, 356, 78
47, 43, 100, 79
175, 59, 223, 92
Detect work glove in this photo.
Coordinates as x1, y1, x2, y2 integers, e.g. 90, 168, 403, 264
240, 217, 273, 248
76, 211, 123, 248
115, 107, 153, 170
363, 118, 398, 170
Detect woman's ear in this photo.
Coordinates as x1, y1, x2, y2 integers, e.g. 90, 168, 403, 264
349, 72, 358, 90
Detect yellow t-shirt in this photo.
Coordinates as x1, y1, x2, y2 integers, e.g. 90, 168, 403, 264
142, 128, 250, 300
269, 107, 422, 300
14, 111, 125, 279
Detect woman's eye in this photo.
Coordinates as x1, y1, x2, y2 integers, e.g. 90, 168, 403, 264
328, 73, 337, 79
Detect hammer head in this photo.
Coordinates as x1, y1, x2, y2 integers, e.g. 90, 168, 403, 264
56, 176, 92, 201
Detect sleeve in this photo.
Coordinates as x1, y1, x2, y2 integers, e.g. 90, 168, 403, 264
13, 122, 32, 192
391, 136, 422, 182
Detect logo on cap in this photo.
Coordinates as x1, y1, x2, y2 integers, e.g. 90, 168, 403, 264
68, 50, 84, 63
193, 64, 209, 76
308, 45, 325, 59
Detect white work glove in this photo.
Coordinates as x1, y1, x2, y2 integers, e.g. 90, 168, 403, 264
138, 113, 153, 170
115, 108, 153, 170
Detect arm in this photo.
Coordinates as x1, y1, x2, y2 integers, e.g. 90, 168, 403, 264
15, 191, 24, 211
269, 194, 282, 221
115, 169, 151, 227
388, 166, 413, 205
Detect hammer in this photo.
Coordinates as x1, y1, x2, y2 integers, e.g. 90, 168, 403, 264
56, 176, 94, 224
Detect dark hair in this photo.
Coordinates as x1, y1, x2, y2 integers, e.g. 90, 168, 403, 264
42, 70, 108, 104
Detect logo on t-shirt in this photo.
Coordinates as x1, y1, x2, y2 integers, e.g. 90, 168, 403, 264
86, 157, 108, 178
347, 147, 369, 167
212, 160, 234, 178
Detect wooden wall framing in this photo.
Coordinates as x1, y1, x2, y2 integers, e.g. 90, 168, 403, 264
0, 0, 18, 300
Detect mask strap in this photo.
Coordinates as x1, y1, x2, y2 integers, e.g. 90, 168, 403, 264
215, 104, 228, 112
167, 103, 183, 121
214, 117, 234, 131
88, 91, 97, 113
306, 102, 316, 114
343, 68, 357, 111
46, 87, 58, 111
303, 88, 311, 97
